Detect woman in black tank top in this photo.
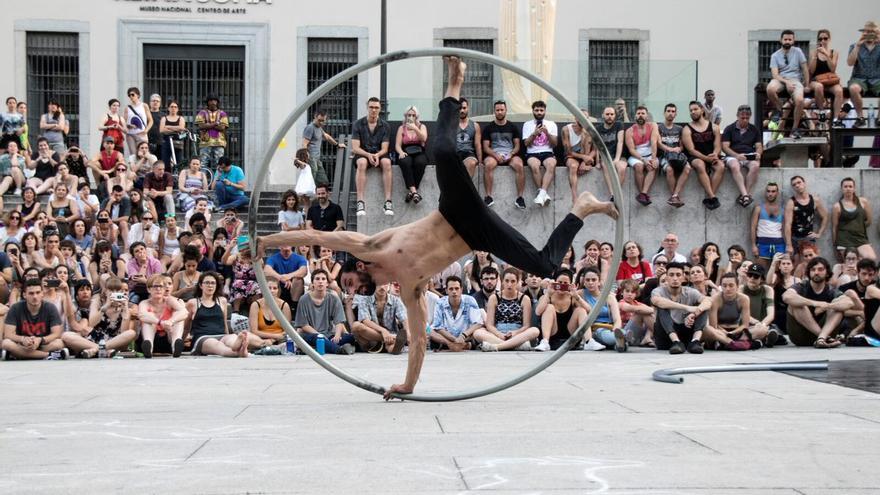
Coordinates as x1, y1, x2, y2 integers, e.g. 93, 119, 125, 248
808, 29, 843, 118
186, 272, 250, 357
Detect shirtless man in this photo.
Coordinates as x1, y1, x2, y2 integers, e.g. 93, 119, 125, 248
258, 57, 617, 399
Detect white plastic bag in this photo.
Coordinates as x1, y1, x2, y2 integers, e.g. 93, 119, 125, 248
294, 164, 316, 198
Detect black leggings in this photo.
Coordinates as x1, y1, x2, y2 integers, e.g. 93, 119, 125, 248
398, 152, 428, 190
433, 97, 583, 278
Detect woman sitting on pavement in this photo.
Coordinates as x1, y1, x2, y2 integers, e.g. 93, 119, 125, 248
88, 240, 127, 291
702, 272, 758, 351
474, 267, 540, 352
185, 271, 249, 358
534, 269, 592, 352
137, 273, 188, 358
62, 277, 135, 358
579, 266, 626, 351
248, 276, 292, 346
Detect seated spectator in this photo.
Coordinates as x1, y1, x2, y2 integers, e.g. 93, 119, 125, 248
472, 266, 499, 309
702, 272, 759, 351
26, 137, 61, 192
0, 211, 25, 246
351, 97, 393, 217
579, 267, 625, 351
129, 190, 157, 224
105, 162, 133, 196
574, 239, 604, 279
625, 105, 660, 206
66, 280, 93, 338
143, 160, 175, 220
809, 29, 844, 122
16, 187, 40, 228
349, 282, 409, 354
32, 231, 62, 270
463, 251, 500, 295
651, 233, 688, 265
523, 100, 558, 207
846, 21, 880, 128
474, 267, 540, 352
88, 240, 127, 291
832, 177, 876, 261
89, 137, 125, 195
186, 272, 249, 358
430, 260, 462, 296
305, 184, 345, 231
455, 97, 483, 184
137, 274, 188, 358
768, 252, 799, 335
60, 144, 89, 187
534, 270, 590, 351
0, 140, 27, 200
64, 218, 93, 259
639, 254, 667, 305
62, 277, 135, 358
616, 240, 653, 284
35, 162, 78, 197
793, 242, 820, 279
127, 211, 160, 257
19, 233, 39, 271
766, 30, 810, 138
618, 279, 655, 347
783, 256, 853, 347
294, 268, 355, 354
481, 100, 525, 208
171, 250, 201, 302
46, 183, 79, 238
682, 101, 724, 209
722, 105, 762, 207
263, 244, 308, 310
248, 276, 292, 346
650, 262, 712, 354
561, 113, 597, 204
216, 207, 243, 239
128, 141, 157, 190
127, 242, 164, 304
209, 228, 231, 282
719, 244, 747, 284
185, 198, 212, 227
559, 245, 577, 271
741, 264, 781, 346
100, 185, 131, 249
212, 156, 249, 211
278, 190, 305, 231
428, 275, 483, 352
395, 105, 429, 204
224, 236, 260, 313
658, 104, 690, 207
3, 242, 23, 300
186, 237, 216, 273
1, 279, 67, 360
177, 157, 210, 214
75, 183, 100, 224
157, 215, 181, 268
595, 106, 628, 197
845, 259, 880, 342
310, 246, 342, 293
832, 248, 860, 288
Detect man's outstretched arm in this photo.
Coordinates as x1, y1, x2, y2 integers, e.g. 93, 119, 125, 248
259, 230, 371, 260
384, 285, 428, 400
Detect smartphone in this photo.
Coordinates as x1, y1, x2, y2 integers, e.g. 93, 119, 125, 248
535, 119, 543, 127
553, 282, 570, 292
406, 115, 415, 124
744, 153, 757, 160
45, 279, 61, 288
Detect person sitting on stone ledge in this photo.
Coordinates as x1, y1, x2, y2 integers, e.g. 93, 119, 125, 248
625, 105, 660, 207
783, 256, 853, 347
681, 101, 724, 210
561, 110, 596, 204
351, 97, 393, 217
481, 100, 525, 208
395, 105, 429, 205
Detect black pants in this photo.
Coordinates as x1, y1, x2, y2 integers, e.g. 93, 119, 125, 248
433, 97, 583, 278
399, 152, 428, 190
652, 308, 708, 350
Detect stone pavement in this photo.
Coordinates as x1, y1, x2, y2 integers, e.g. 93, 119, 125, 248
2, 346, 879, 494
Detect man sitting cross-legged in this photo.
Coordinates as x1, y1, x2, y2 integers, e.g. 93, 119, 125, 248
783, 256, 853, 347
651, 262, 713, 354
428, 275, 483, 352
258, 57, 617, 399
349, 281, 410, 355
294, 268, 356, 355
2, 279, 68, 360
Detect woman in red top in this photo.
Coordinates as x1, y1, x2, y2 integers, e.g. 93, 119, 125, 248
615, 240, 653, 283
99, 99, 125, 152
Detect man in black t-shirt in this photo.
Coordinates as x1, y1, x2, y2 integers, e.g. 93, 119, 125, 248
481, 100, 526, 209
306, 184, 345, 232
783, 256, 853, 347
351, 97, 393, 217
841, 259, 880, 340
2, 279, 66, 360
595, 106, 628, 197
721, 105, 763, 208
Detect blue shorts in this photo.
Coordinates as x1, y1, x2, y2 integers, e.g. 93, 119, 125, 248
757, 238, 786, 259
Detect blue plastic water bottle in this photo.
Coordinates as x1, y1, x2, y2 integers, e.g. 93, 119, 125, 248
316, 334, 326, 355
285, 334, 294, 355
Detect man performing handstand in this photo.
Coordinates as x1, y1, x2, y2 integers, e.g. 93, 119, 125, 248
258, 57, 617, 399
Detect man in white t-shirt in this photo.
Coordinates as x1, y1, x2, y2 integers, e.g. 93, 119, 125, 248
522, 100, 558, 207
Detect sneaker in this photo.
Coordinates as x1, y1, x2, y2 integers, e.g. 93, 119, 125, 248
669, 341, 686, 354
636, 192, 651, 206
0, 349, 7, 361
480, 341, 499, 352
749, 339, 763, 350
775, 334, 788, 346
686, 340, 704, 354
253, 345, 282, 356
726, 340, 751, 351
832, 119, 845, 128
515, 341, 532, 351
534, 189, 546, 206
613, 327, 628, 352
483, 195, 495, 207
583, 339, 605, 351
383, 200, 394, 216
514, 196, 526, 209
142, 340, 153, 359
854, 117, 867, 128
355, 200, 366, 217
707, 197, 721, 210
791, 129, 803, 140
701, 198, 712, 208
47, 351, 61, 361
765, 328, 779, 348
339, 343, 356, 355
534, 339, 551, 352
172, 338, 184, 358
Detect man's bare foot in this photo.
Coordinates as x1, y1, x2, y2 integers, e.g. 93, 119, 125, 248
236, 331, 249, 357
443, 56, 466, 99
447, 341, 470, 352
572, 191, 619, 220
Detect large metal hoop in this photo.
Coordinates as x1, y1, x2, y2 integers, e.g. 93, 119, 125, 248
250, 47, 624, 402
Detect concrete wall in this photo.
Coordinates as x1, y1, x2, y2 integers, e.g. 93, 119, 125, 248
359, 166, 880, 263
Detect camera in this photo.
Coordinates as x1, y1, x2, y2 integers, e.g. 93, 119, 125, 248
552, 282, 570, 292
110, 292, 127, 303
98, 217, 110, 224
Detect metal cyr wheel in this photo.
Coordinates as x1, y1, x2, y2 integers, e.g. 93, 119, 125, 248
249, 47, 624, 402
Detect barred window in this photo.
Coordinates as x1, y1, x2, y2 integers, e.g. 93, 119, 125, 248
757, 40, 811, 85
587, 40, 639, 118
443, 39, 494, 117
26, 32, 79, 149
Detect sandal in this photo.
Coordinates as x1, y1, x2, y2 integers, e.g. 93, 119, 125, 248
741, 195, 754, 207
404, 191, 415, 203
814, 337, 831, 349
412, 192, 422, 204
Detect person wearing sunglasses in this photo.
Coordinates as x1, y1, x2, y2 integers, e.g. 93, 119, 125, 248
766, 29, 811, 139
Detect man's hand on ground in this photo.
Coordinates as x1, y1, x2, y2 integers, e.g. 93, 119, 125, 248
383, 383, 413, 401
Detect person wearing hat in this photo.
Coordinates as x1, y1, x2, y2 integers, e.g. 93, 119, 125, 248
722, 105, 762, 208
847, 20, 880, 127
742, 263, 783, 347
195, 95, 229, 171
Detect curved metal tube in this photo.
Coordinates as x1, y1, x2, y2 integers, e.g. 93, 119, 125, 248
248, 47, 624, 402
652, 362, 829, 384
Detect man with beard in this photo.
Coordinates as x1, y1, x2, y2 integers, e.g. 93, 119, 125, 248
783, 256, 853, 347
658, 104, 689, 208
481, 100, 525, 208
594, 106, 628, 196
195, 96, 229, 171
258, 57, 618, 398
750, 181, 785, 269
766, 30, 811, 138
455, 97, 483, 180
471, 266, 499, 310
722, 105, 763, 208
624, 105, 660, 206
840, 259, 879, 343
302, 109, 345, 186
522, 100, 558, 207
305, 184, 345, 232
